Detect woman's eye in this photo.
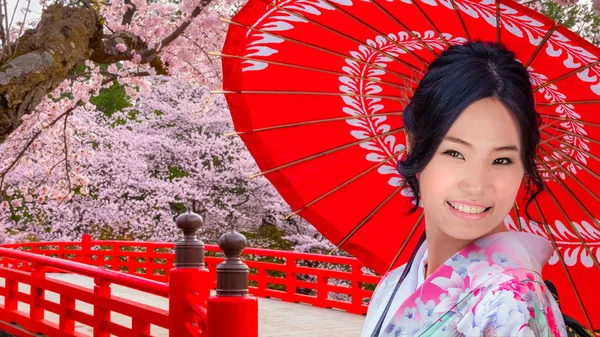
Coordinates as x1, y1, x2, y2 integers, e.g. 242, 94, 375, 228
493, 158, 513, 165
443, 150, 464, 160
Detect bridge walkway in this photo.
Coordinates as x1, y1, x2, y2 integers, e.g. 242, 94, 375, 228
0, 274, 366, 337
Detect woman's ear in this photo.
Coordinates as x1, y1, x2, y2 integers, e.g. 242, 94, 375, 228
404, 129, 412, 153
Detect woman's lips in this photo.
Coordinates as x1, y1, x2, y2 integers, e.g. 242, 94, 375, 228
446, 201, 491, 221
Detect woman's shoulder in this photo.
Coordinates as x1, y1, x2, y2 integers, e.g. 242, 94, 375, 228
361, 264, 407, 337
369, 264, 406, 305
365, 264, 410, 316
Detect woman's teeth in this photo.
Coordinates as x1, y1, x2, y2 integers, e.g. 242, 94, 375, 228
447, 201, 489, 214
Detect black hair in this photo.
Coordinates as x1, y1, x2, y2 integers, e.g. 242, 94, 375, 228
397, 40, 544, 221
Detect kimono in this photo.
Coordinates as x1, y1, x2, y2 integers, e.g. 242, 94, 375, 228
361, 231, 568, 337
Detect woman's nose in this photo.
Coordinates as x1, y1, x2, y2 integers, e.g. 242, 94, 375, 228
458, 164, 489, 196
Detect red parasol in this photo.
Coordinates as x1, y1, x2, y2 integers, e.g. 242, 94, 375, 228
216, 0, 600, 330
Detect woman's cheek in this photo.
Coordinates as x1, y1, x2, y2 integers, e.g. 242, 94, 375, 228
493, 169, 524, 209
434, 162, 463, 186
420, 160, 455, 196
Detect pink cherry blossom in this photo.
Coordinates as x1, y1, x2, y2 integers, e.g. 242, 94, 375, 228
116, 43, 128, 52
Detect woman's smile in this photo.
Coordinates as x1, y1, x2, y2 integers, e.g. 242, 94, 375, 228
446, 200, 491, 213
446, 200, 492, 221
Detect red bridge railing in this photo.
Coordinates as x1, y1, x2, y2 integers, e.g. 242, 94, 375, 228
0, 247, 170, 337
1, 235, 380, 315
0, 212, 381, 337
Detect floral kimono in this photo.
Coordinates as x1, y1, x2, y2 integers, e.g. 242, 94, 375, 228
361, 231, 568, 337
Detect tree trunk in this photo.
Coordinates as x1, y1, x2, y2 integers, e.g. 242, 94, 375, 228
0, 0, 213, 147
0, 4, 101, 145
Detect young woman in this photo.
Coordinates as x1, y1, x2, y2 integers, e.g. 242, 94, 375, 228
361, 41, 579, 337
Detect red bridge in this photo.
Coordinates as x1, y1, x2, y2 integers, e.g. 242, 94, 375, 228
0, 212, 380, 337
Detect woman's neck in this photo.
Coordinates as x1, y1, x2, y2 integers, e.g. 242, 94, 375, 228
424, 223, 507, 279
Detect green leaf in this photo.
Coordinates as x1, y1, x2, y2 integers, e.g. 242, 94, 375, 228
167, 166, 190, 182
539, 0, 600, 46
89, 82, 132, 118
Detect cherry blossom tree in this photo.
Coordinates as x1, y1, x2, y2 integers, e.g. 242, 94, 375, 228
0, 0, 327, 250
0, 75, 323, 247
0, 0, 229, 203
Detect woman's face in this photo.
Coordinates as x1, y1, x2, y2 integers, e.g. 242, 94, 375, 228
418, 97, 525, 241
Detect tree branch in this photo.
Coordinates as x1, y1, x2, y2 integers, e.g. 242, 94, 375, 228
86, 2, 210, 75
157, 5, 203, 52
12, 0, 32, 58
99, 70, 151, 86
0, 103, 79, 192
0, 1, 8, 56
62, 110, 72, 191
182, 34, 222, 81
2, 0, 11, 56
165, 50, 209, 83
137, 2, 208, 61
121, 0, 136, 26
38, 158, 67, 189
8, 0, 22, 37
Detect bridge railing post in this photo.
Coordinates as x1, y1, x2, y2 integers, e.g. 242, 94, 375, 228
28, 262, 45, 333
81, 228, 92, 265
350, 259, 364, 314
93, 278, 111, 337
169, 212, 211, 337
285, 256, 297, 302
207, 229, 258, 337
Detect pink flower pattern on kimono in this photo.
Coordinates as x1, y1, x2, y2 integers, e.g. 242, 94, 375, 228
498, 279, 532, 301
492, 252, 520, 269
373, 232, 567, 337
384, 306, 422, 336
415, 298, 440, 326
456, 288, 533, 336
430, 254, 513, 314
547, 305, 561, 337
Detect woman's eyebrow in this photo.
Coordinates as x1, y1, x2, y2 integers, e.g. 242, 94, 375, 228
444, 136, 519, 152
494, 145, 519, 152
